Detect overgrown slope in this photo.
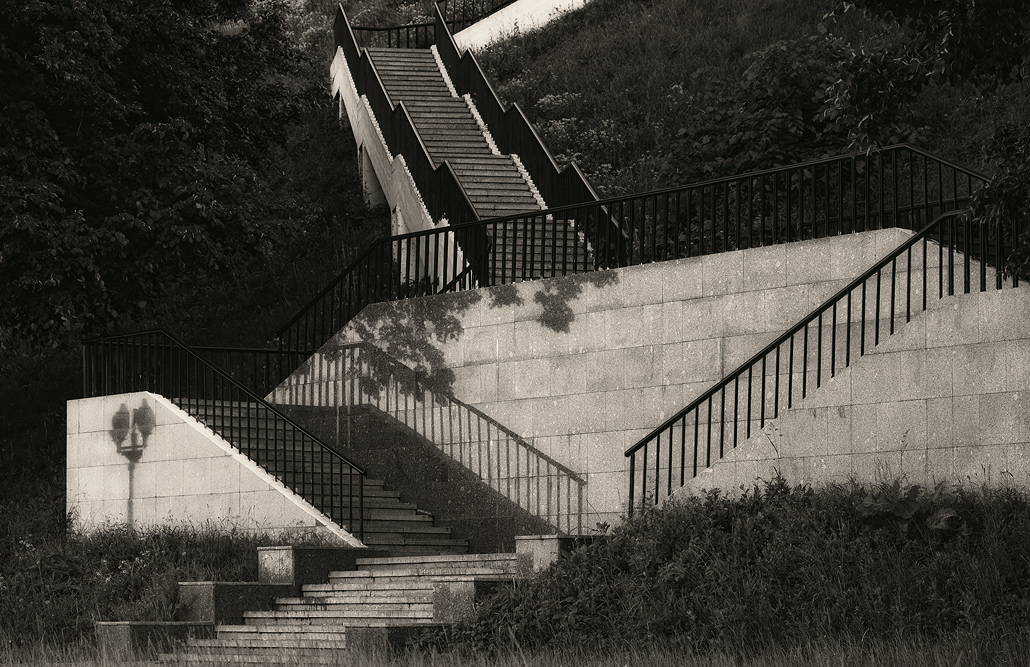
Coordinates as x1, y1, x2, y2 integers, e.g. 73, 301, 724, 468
478, 0, 1030, 197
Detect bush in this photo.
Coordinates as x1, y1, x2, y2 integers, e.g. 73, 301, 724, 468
437, 477, 1030, 654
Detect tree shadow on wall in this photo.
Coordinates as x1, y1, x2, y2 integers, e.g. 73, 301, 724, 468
328, 270, 621, 400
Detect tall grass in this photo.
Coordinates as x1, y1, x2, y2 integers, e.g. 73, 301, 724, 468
0, 466, 331, 659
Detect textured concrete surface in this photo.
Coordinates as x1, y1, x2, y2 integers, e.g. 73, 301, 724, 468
66, 392, 360, 544
680, 285, 1030, 496
453, 0, 590, 50
274, 229, 919, 527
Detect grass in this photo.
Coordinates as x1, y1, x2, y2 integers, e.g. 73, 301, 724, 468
476, 0, 1030, 195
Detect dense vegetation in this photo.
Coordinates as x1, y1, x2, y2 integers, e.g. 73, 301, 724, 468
435, 478, 1030, 659
1, 0, 1029, 661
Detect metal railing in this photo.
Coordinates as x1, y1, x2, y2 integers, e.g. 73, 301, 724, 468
278, 144, 989, 359
350, 0, 519, 48
193, 346, 310, 398
335, 5, 481, 229
82, 330, 365, 538
272, 341, 585, 534
625, 208, 1028, 513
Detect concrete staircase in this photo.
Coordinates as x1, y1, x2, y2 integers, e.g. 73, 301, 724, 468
184, 401, 468, 556
172, 553, 518, 664
365, 46, 592, 282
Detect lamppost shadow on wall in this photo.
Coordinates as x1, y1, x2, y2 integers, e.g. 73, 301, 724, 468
109, 399, 156, 526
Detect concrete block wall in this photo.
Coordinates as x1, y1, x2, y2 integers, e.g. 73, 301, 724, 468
276, 229, 914, 527
682, 284, 1030, 496
66, 391, 360, 545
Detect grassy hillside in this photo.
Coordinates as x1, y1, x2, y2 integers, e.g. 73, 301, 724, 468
478, 0, 1030, 197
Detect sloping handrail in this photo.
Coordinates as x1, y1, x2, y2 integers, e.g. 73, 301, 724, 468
277, 144, 990, 359
349, 0, 521, 48
625, 205, 1025, 513
281, 340, 585, 533
82, 329, 365, 539
433, 3, 605, 213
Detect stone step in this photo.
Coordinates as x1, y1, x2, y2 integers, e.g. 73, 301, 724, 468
189, 638, 349, 652
215, 625, 349, 641
274, 600, 434, 613
243, 607, 432, 621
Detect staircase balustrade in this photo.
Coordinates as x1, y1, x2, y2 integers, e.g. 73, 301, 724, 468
278, 144, 989, 360
433, 3, 604, 214
335, 5, 481, 229
278, 341, 585, 534
625, 208, 1028, 514
349, 0, 519, 48
82, 330, 366, 538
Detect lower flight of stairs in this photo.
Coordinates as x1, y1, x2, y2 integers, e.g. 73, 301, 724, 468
180, 400, 468, 556
169, 553, 518, 665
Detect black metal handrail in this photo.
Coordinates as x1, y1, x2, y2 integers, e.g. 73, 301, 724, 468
193, 346, 310, 398
335, 4, 481, 229
433, 3, 606, 215
309, 341, 586, 533
625, 207, 1026, 514
277, 144, 989, 359
82, 330, 365, 539
349, 0, 520, 48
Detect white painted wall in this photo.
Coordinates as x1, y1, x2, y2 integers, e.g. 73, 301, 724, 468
454, 0, 590, 51
66, 391, 361, 545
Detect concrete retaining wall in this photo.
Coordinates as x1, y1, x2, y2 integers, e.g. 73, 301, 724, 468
682, 284, 1030, 496
66, 391, 360, 544
277, 229, 915, 526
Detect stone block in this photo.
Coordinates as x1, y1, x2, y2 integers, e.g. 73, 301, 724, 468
830, 231, 878, 280
176, 582, 293, 624
925, 397, 955, 450
257, 545, 388, 590
622, 346, 657, 389
954, 444, 1007, 484
509, 358, 552, 400
620, 262, 666, 307
96, 621, 214, 662
702, 251, 744, 296
851, 451, 902, 483
786, 237, 831, 286
605, 305, 645, 349
765, 285, 815, 329
662, 257, 704, 303
782, 408, 829, 458
1011, 339, 1030, 392
581, 350, 622, 393
851, 351, 926, 405
978, 287, 1029, 343
979, 392, 1023, 445
567, 310, 607, 354
876, 399, 928, 452
743, 244, 787, 291
925, 298, 979, 349
721, 291, 767, 336
850, 403, 878, 454
680, 298, 718, 342
952, 343, 1008, 397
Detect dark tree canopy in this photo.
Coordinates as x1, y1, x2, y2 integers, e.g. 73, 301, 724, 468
0, 0, 317, 352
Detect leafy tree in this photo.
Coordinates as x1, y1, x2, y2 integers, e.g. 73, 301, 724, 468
0, 0, 318, 352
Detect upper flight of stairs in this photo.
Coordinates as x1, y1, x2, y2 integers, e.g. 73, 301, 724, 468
183, 400, 469, 556
172, 552, 518, 665
362, 46, 593, 282
369, 47, 539, 219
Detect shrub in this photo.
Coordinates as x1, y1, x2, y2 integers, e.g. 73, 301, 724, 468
437, 477, 1030, 654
